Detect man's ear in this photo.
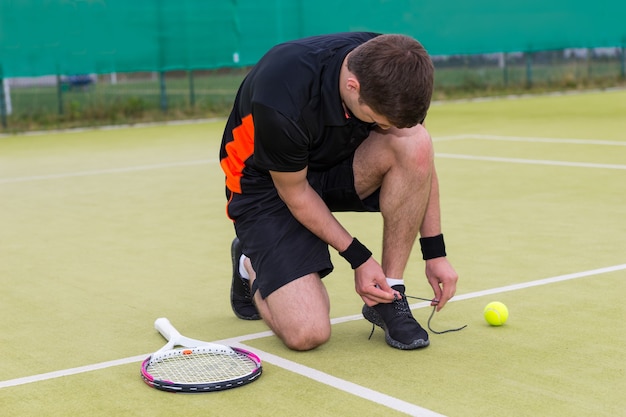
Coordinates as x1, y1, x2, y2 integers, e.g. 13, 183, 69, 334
346, 76, 360, 93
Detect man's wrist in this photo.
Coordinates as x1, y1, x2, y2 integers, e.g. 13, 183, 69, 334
339, 238, 372, 269
419, 234, 446, 260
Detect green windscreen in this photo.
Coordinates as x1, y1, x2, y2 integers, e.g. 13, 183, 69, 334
1, 0, 624, 77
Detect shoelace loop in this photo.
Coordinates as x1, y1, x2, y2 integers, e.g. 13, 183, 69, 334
367, 293, 467, 339
404, 294, 468, 335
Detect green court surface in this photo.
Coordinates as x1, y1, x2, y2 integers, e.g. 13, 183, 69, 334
1, 90, 625, 417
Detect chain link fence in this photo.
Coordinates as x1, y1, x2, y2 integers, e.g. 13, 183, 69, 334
1, 48, 624, 132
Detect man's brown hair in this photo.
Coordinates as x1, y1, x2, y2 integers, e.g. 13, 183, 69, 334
347, 34, 434, 128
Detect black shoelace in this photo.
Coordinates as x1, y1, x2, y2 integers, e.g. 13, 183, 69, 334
404, 294, 467, 334
368, 293, 467, 339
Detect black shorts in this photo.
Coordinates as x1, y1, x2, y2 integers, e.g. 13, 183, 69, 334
227, 155, 381, 299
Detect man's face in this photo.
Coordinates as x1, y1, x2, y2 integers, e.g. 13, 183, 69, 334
348, 100, 393, 130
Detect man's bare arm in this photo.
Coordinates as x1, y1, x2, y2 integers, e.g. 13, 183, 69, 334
419, 165, 458, 311
270, 168, 352, 252
270, 168, 396, 305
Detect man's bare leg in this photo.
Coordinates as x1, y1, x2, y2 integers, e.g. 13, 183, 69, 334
353, 125, 435, 349
353, 124, 435, 278
240, 125, 435, 351
243, 258, 331, 351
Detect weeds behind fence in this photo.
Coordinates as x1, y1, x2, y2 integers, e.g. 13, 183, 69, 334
1, 50, 624, 133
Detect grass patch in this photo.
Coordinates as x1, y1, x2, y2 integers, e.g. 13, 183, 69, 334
2, 61, 624, 133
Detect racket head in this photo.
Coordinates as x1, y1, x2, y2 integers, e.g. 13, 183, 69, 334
141, 342, 262, 393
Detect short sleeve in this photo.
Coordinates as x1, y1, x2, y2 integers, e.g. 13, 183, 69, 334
252, 102, 309, 172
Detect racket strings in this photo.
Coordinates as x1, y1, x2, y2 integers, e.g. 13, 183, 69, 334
366, 293, 467, 340
147, 351, 257, 384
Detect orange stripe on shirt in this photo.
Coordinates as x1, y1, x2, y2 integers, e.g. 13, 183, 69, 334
220, 114, 255, 194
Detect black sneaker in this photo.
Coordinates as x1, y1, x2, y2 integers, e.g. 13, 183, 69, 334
362, 285, 429, 350
230, 238, 260, 320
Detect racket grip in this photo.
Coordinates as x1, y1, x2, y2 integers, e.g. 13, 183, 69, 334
154, 317, 182, 342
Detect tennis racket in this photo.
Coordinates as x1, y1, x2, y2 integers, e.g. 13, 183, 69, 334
141, 317, 262, 393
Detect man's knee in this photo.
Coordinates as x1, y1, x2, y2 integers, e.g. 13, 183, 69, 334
281, 323, 331, 351
394, 125, 434, 169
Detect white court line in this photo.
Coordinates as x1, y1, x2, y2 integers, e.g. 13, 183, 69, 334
1, 130, 624, 413
2, 151, 624, 185
2, 134, 623, 184
0, 159, 217, 184
437, 153, 626, 170
0, 355, 150, 389
433, 133, 626, 170
2, 263, 625, 417
435, 134, 626, 146
230, 343, 446, 417
0, 118, 223, 139
1, 128, 613, 179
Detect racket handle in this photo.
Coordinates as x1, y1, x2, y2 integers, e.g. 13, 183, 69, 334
154, 317, 182, 342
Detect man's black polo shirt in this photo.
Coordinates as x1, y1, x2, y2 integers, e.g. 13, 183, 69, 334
220, 32, 379, 195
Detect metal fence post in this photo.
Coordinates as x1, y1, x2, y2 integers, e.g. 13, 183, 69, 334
622, 46, 626, 80
525, 52, 533, 89
159, 71, 168, 112
501, 53, 509, 88
56, 74, 64, 116
188, 70, 195, 107
0, 75, 7, 129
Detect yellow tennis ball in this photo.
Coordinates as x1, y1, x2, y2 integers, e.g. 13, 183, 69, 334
484, 301, 509, 326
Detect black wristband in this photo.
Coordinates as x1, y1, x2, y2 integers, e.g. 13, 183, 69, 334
339, 238, 372, 269
419, 234, 447, 260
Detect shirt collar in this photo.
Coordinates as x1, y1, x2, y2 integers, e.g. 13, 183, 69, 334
320, 49, 376, 131
320, 51, 351, 126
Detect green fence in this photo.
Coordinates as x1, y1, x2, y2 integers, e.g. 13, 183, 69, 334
1, 0, 625, 131
2, 0, 625, 76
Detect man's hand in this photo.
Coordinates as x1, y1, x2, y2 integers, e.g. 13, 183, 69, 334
354, 257, 399, 306
425, 257, 458, 311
